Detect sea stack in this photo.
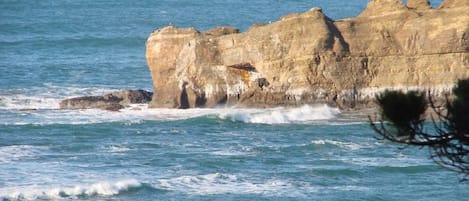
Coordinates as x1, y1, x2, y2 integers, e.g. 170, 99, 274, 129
146, 0, 469, 109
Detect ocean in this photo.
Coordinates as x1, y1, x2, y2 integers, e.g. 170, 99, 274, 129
1, 0, 468, 200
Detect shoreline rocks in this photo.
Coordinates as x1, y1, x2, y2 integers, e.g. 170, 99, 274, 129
59, 90, 153, 111
145, 0, 469, 109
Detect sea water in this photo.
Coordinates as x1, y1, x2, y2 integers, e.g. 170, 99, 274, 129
1, 0, 468, 200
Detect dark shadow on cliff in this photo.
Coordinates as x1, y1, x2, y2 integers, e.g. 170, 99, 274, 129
217, 95, 228, 105
325, 16, 350, 53
195, 93, 207, 107
179, 83, 190, 109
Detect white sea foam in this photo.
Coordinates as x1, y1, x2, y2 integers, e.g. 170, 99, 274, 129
0, 179, 141, 201
0, 86, 118, 110
107, 145, 132, 153
218, 105, 340, 124
155, 173, 316, 196
211, 149, 252, 156
154, 173, 369, 196
0, 145, 47, 163
2, 101, 340, 125
310, 140, 363, 150
346, 156, 431, 167
211, 150, 243, 156
1, 84, 341, 125
0, 95, 61, 110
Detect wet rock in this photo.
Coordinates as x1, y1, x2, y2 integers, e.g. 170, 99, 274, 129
60, 90, 153, 111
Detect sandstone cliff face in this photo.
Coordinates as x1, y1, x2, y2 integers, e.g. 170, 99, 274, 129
146, 0, 469, 109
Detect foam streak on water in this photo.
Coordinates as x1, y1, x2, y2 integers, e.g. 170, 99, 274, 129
0, 145, 47, 163
155, 173, 317, 196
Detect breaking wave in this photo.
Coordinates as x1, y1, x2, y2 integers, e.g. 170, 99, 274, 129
120, 104, 340, 124
0, 174, 370, 200
1, 84, 343, 125
2, 103, 340, 125
218, 105, 340, 124
0, 179, 142, 201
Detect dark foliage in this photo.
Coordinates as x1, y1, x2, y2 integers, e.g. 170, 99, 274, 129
375, 90, 427, 137
448, 79, 469, 144
369, 79, 469, 181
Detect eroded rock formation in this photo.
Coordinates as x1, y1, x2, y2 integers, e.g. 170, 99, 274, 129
60, 90, 153, 111
146, 0, 469, 109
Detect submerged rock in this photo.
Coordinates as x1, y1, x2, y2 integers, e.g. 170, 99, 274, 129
146, 0, 469, 109
59, 90, 153, 111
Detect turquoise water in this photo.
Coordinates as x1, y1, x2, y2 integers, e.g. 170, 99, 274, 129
2, 0, 468, 200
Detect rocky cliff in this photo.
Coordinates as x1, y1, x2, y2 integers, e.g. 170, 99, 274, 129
146, 0, 469, 109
